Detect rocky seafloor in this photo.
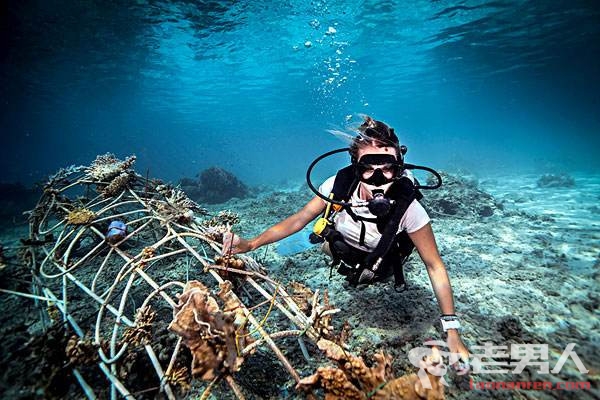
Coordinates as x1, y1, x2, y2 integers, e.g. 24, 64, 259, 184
0, 171, 598, 399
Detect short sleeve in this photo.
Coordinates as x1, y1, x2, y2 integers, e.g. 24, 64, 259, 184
400, 200, 431, 233
318, 175, 337, 201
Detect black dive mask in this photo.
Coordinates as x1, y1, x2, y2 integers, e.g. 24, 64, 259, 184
355, 154, 400, 187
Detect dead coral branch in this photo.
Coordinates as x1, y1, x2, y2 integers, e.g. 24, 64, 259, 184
153, 185, 207, 223
86, 153, 136, 182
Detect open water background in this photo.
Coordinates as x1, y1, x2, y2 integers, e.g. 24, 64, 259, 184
2, 0, 599, 186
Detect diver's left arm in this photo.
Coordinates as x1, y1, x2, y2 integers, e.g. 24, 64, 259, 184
409, 223, 470, 361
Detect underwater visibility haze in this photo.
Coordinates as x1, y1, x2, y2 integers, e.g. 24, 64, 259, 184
2, 0, 600, 186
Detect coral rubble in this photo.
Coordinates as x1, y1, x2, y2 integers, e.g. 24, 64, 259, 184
297, 338, 445, 400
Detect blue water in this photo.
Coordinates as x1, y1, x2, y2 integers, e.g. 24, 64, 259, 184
2, 1, 599, 187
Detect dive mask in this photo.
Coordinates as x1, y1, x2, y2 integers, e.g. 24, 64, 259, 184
355, 154, 400, 187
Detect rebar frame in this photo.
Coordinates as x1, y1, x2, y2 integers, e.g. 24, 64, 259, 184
23, 161, 325, 399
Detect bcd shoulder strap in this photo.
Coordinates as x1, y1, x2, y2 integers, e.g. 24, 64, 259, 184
331, 165, 359, 202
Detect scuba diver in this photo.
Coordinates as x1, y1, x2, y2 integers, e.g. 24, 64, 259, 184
223, 115, 469, 360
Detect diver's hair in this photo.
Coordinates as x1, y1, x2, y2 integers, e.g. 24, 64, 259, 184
349, 116, 400, 163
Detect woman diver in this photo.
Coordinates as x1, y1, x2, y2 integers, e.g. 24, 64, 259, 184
222, 115, 470, 361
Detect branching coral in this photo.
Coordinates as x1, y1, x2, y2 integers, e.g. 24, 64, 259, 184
165, 366, 191, 394
288, 283, 339, 339
153, 184, 207, 224
45, 165, 86, 189
66, 208, 96, 225
66, 335, 99, 366
202, 210, 240, 240
309, 289, 339, 340
122, 306, 156, 347
286, 283, 342, 342
289, 281, 314, 314
138, 246, 155, 269
168, 280, 253, 381
102, 171, 133, 197
214, 255, 245, 270
85, 153, 136, 182
297, 339, 445, 400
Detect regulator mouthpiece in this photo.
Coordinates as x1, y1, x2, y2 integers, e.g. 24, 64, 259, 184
367, 190, 392, 217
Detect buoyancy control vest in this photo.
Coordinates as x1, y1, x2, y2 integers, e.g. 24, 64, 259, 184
318, 165, 424, 286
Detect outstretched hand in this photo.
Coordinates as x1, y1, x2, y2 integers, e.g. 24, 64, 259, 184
447, 330, 470, 373
222, 232, 252, 255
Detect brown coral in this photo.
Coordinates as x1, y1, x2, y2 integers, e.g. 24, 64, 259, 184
296, 339, 445, 400
122, 306, 156, 346
138, 246, 155, 269
66, 208, 96, 225
66, 335, 99, 366
165, 366, 191, 394
168, 280, 253, 381
288, 283, 338, 339
214, 255, 245, 270
102, 172, 133, 197
216, 280, 245, 321
313, 290, 337, 339
289, 281, 314, 314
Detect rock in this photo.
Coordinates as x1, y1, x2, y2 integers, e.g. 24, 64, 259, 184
497, 315, 523, 340
536, 173, 575, 188
180, 167, 249, 204
420, 172, 499, 219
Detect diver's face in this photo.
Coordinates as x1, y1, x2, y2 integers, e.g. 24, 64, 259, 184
356, 145, 399, 182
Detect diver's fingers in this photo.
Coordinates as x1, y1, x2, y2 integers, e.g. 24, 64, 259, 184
223, 232, 239, 245
222, 232, 240, 254
454, 346, 471, 374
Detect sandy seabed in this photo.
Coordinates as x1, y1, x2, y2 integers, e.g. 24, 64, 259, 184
0, 171, 598, 399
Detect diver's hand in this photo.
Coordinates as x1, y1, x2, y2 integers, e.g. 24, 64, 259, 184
447, 330, 470, 373
222, 232, 252, 255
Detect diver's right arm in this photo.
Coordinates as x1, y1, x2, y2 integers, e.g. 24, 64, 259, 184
222, 195, 326, 254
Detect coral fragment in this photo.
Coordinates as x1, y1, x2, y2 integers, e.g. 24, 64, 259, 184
168, 280, 253, 381
66, 208, 96, 225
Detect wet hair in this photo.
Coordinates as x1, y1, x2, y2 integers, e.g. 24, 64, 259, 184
349, 116, 400, 163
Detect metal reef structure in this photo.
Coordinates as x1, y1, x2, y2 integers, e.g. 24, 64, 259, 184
20, 153, 335, 399
15, 154, 444, 400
